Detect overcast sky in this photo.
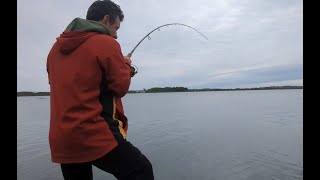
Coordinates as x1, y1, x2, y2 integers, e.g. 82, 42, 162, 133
17, 0, 303, 91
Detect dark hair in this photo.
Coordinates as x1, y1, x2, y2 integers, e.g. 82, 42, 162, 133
86, 0, 124, 24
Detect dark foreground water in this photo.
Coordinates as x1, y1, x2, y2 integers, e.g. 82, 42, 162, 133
17, 89, 303, 180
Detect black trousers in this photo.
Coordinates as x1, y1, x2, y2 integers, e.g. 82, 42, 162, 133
60, 141, 154, 180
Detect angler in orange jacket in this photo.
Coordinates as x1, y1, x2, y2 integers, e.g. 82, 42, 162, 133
46, 1, 154, 179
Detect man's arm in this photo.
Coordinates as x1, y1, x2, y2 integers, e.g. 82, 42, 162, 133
98, 40, 131, 97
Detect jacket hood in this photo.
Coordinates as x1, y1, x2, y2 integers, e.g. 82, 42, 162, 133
57, 18, 111, 54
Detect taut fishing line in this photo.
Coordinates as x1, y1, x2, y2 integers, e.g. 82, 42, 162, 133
127, 23, 208, 77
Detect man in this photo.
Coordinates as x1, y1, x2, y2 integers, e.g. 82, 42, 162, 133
46, 0, 154, 179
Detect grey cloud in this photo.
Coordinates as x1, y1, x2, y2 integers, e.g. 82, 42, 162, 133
17, 0, 303, 91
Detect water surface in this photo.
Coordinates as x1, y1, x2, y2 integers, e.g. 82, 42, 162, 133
17, 89, 303, 180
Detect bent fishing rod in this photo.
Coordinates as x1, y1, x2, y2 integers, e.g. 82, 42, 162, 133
127, 23, 208, 77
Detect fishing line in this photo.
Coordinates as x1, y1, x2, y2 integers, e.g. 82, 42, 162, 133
127, 23, 208, 77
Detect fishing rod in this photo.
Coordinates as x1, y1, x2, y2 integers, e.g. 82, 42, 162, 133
128, 23, 208, 77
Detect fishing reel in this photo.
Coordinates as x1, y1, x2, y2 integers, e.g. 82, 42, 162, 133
130, 64, 138, 77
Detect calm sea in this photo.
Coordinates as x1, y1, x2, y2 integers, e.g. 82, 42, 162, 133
17, 89, 303, 180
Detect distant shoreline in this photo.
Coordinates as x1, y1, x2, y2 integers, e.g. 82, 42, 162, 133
17, 86, 303, 96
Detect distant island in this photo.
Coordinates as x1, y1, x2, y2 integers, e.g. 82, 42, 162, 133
17, 86, 303, 96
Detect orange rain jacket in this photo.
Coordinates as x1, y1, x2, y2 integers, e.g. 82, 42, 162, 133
47, 18, 131, 163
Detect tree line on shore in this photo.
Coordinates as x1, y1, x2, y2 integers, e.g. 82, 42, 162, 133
17, 86, 303, 96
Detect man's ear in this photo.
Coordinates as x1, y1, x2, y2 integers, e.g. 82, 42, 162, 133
103, 15, 110, 25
